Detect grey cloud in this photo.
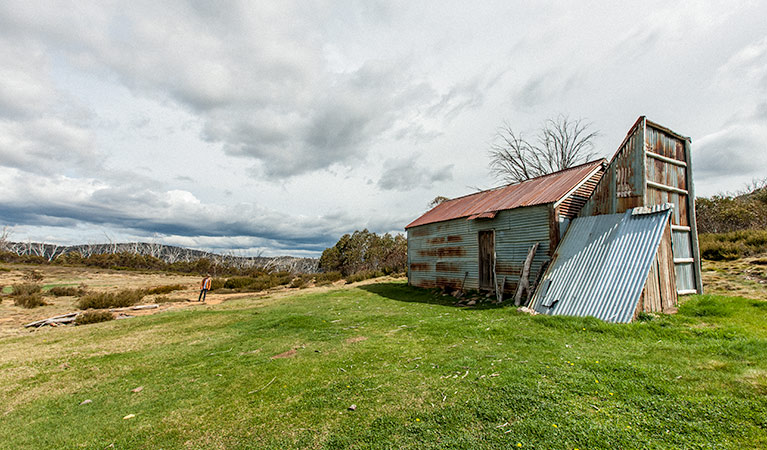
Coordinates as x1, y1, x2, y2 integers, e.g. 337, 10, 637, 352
0, 169, 369, 252
378, 157, 453, 191
694, 122, 767, 180
0, 3, 473, 179
0, 117, 103, 174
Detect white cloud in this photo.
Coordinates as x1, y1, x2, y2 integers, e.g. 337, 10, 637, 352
1, 1, 766, 254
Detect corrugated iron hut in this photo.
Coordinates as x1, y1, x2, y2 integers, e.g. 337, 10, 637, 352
580, 117, 703, 295
405, 160, 605, 295
530, 205, 678, 323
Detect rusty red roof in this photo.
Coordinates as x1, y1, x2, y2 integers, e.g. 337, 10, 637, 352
405, 159, 606, 229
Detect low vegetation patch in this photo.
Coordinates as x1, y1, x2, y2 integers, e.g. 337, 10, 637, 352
315, 271, 342, 286
345, 269, 385, 283
289, 274, 313, 289
10, 282, 42, 297
48, 285, 87, 297
13, 293, 46, 308
146, 284, 185, 295
76, 289, 145, 309
222, 272, 293, 292
700, 229, 767, 260
74, 310, 114, 325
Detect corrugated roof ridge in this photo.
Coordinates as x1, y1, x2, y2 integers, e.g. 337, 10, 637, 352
441, 158, 606, 205
405, 158, 607, 229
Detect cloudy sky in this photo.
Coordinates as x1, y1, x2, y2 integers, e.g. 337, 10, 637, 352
1, 1, 765, 257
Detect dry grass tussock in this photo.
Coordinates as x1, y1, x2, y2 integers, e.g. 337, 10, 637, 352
75, 310, 114, 325
77, 289, 145, 310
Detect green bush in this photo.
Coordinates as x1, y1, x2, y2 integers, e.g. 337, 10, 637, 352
699, 229, 767, 260
75, 311, 114, 325
48, 286, 87, 297
223, 272, 293, 292
345, 270, 385, 284
210, 277, 226, 291
14, 293, 46, 308
315, 271, 342, 286
154, 296, 178, 303
224, 277, 257, 289
10, 283, 42, 296
147, 284, 185, 295
290, 274, 313, 289
77, 289, 145, 310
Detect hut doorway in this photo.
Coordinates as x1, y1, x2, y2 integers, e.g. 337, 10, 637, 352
478, 230, 495, 290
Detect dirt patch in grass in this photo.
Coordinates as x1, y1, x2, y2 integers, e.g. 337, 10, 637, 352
742, 369, 767, 395
271, 348, 298, 359
700, 255, 767, 301
345, 336, 368, 344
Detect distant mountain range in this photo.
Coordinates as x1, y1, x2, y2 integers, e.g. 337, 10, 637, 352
1, 241, 318, 273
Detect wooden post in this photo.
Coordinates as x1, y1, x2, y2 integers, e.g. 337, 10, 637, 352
514, 242, 539, 306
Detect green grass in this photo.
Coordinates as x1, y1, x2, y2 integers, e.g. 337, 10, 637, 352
0, 282, 766, 449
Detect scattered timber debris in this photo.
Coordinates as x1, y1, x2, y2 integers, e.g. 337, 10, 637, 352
24, 313, 79, 328
24, 303, 161, 329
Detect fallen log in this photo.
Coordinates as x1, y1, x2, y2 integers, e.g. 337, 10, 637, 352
131, 304, 159, 310
24, 312, 79, 328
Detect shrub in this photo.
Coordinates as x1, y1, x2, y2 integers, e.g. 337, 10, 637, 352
24, 270, 44, 281
14, 293, 46, 308
210, 277, 226, 291
345, 270, 385, 284
48, 286, 87, 297
223, 272, 293, 292
224, 277, 257, 289
147, 284, 185, 295
77, 289, 145, 309
290, 274, 313, 289
11, 283, 42, 296
315, 271, 342, 286
699, 229, 767, 260
154, 296, 177, 303
75, 311, 114, 325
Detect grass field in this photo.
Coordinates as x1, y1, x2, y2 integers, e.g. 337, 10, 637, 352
1, 279, 766, 449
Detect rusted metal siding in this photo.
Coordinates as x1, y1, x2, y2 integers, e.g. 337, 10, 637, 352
406, 160, 605, 229
530, 207, 675, 323
580, 117, 645, 217
580, 117, 702, 294
407, 205, 551, 294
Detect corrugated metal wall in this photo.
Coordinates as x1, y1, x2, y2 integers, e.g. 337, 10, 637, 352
408, 205, 551, 293
579, 117, 702, 294
530, 208, 674, 323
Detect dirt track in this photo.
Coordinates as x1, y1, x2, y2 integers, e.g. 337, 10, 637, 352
0, 264, 372, 338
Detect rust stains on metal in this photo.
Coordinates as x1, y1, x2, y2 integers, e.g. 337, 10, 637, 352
436, 277, 462, 290
435, 262, 460, 273
417, 247, 466, 258
410, 263, 430, 272
446, 235, 463, 243
427, 237, 446, 245
405, 159, 606, 229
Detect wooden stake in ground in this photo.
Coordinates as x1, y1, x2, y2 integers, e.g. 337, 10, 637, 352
514, 242, 539, 306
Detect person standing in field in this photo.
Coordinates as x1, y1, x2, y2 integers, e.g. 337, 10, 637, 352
198, 274, 212, 302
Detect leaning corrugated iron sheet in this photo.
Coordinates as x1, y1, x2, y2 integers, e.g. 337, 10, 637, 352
530, 206, 672, 323
405, 160, 604, 229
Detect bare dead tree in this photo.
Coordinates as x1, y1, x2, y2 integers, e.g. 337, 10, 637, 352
428, 196, 450, 208
0, 226, 11, 252
489, 115, 599, 184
